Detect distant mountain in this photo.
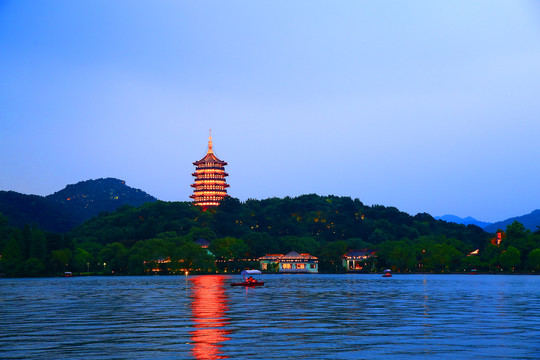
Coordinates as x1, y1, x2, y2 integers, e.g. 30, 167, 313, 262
435, 214, 492, 229
484, 209, 540, 233
0, 178, 157, 233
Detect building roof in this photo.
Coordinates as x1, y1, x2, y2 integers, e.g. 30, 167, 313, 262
193, 131, 227, 166
194, 238, 210, 248
193, 152, 227, 166
281, 251, 318, 260
259, 254, 284, 260
342, 250, 377, 259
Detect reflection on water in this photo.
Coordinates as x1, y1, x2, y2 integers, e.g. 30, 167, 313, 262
0, 275, 538, 359
189, 275, 230, 359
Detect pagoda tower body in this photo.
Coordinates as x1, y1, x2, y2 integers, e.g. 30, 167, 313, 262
190, 131, 229, 209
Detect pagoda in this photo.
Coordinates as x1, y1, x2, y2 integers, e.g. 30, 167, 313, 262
190, 131, 229, 209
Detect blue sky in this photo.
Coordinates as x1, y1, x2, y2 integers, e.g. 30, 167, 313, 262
1, 1, 540, 223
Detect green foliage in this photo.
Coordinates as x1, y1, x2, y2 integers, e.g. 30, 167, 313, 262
244, 232, 278, 257
317, 240, 348, 273
29, 226, 47, 263
527, 249, 540, 271
72, 248, 93, 272
4, 195, 540, 276
49, 249, 72, 273
98, 242, 128, 273
209, 237, 249, 260
499, 246, 521, 271
24, 258, 45, 277
0, 235, 24, 276
281, 236, 319, 254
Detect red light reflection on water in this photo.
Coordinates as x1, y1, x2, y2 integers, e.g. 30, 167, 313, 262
189, 275, 230, 359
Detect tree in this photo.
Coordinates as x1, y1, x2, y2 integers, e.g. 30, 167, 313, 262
98, 242, 128, 273
345, 238, 373, 250
244, 232, 278, 257
368, 228, 392, 244
1, 235, 24, 276
29, 227, 47, 263
174, 241, 215, 273
499, 246, 521, 271
505, 221, 529, 240
72, 248, 93, 272
281, 236, 319, 254
387, 243, 417, 272
187, 227, 218, 242
209, 237, 249, 260
49, 249, 72, 273
423, 243, 462, 272
24, 258, 45, 277
481, 243, 501, 271
317, 240, 348, 273
527, 249, 540, 271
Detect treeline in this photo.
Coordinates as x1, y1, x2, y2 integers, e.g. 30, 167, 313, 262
1, 195, 539, 277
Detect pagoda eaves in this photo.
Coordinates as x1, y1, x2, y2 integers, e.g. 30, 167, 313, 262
190, 131, 229, 209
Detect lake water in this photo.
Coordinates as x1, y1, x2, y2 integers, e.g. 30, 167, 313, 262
0, 274, 539, 359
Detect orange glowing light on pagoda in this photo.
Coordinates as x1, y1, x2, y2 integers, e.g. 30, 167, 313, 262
189, 275, 230, 360
190, 130, 229, 209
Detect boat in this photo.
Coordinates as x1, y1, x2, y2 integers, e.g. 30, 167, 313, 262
231, 270, 264, 286
382, 269, 392, 277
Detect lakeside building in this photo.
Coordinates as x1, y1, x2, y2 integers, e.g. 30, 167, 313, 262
259, 251, 318, 273
190, 131, 229, 209
342, 250, 376, 272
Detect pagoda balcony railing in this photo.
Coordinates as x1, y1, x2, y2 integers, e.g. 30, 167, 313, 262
193, 189, 227, 194
191, 193, 229, 198
191, 189, 230, 193
191, 197, 229, 203
190, 195, 226, 200
191, 173, 229, 178
194, 166, 228, 171
191, 183, 229, 187
191, 178, 228, 182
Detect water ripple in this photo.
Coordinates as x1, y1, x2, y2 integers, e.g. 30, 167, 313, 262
0, 275, 539, 359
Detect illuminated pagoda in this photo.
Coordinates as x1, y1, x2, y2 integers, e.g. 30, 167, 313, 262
190, 131, 229, 209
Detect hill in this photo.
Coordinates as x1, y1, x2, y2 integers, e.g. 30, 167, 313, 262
0, 191, 75, 233
435, 215, 492, 229
484, 209, 540, 233
4, 194, 539, 278
0, 178, 157, 232
67, 195, 492, 274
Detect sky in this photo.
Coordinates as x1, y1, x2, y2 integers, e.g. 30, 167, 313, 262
1, 1, 540, 223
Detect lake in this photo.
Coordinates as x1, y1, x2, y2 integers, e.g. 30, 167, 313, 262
0, 274, 538, 359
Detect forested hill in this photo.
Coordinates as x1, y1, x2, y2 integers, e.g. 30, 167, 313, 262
67, 195, 496, 274
3, 194, 540, 277
0, 178, 157, 232
71, 195, 490, 251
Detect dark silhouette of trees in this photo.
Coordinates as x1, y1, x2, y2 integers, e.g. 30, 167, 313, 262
2, 194, 539, 276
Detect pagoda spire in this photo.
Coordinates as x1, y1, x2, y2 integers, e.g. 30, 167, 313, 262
207, 129, 213, 154
190, 131, 229, 209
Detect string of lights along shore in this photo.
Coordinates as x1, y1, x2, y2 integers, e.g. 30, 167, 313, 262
190, 130, 229, 209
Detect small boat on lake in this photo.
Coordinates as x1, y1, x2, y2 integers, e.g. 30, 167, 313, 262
231, 270, 264, 287
382, 269, 392, 277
